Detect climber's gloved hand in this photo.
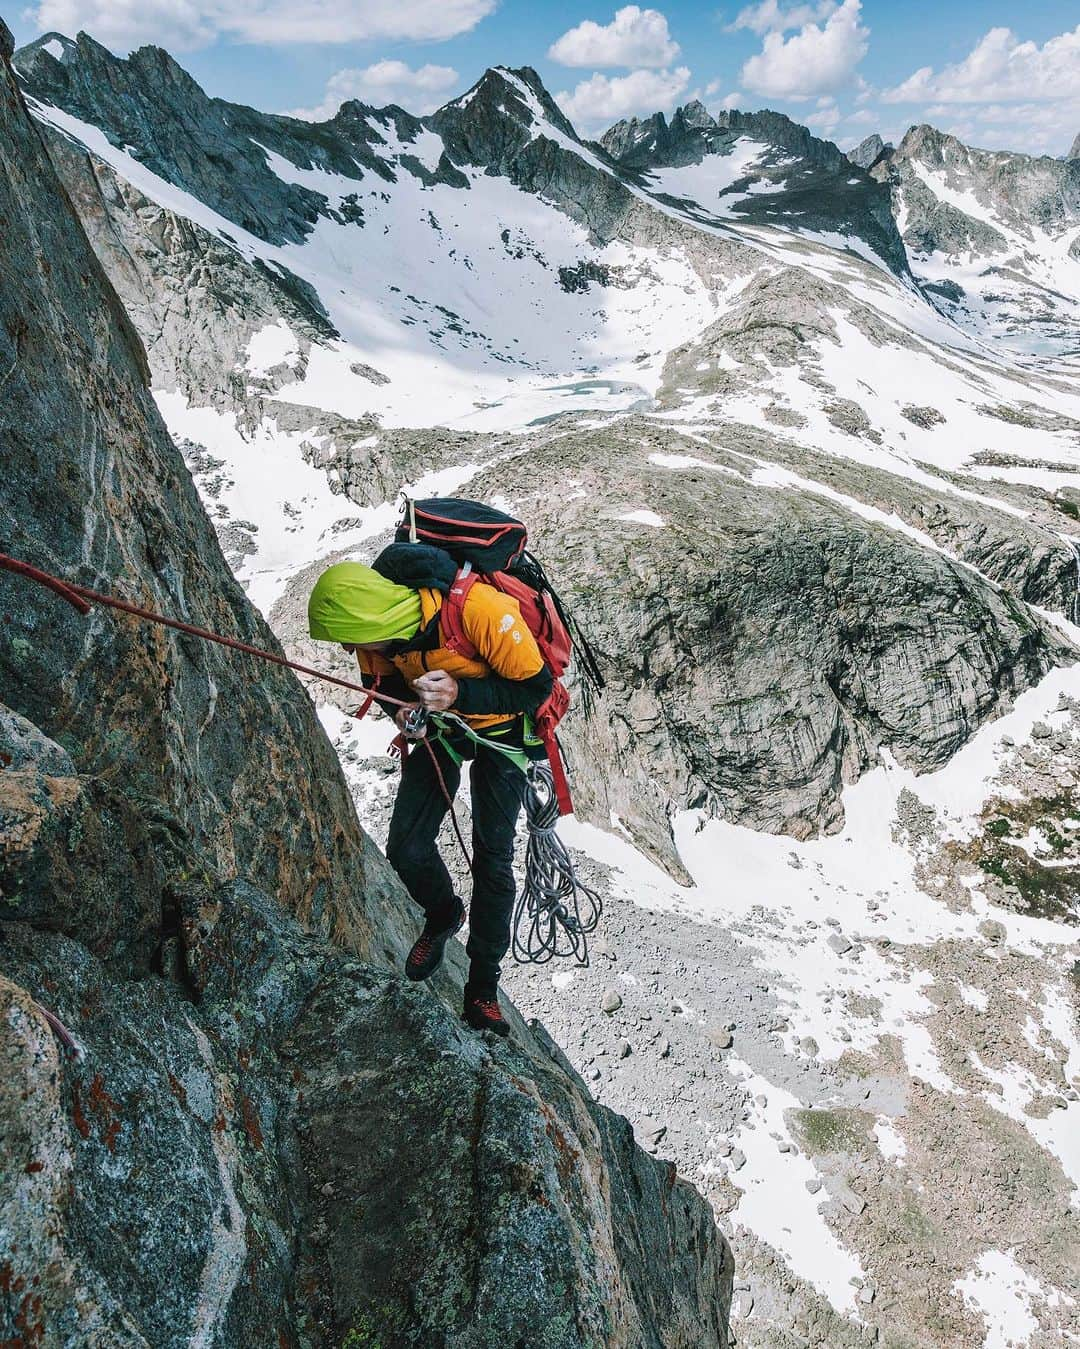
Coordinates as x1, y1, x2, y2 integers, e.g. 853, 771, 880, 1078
412, 670, 459, 712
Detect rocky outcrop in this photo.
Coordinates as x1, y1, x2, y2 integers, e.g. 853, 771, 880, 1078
0, 21, 731, 1346
846, 134, 889, 171
882, 123, 1080, 253
452, 413, 1071, 871
36, 119, 336, 413
601, 99, 730, 169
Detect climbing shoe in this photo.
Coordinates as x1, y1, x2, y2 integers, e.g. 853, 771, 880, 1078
462, 985, 510, 1038
404, 902, 465, 982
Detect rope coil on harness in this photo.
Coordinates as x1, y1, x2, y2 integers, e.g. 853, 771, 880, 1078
516, 762, 601, 965
0, 550, 601, 967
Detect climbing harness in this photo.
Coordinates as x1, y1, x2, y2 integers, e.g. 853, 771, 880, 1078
395, 709, 602, 965
0, 550, 602, 966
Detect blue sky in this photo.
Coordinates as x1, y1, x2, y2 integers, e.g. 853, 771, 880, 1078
10, 2, 1080, 155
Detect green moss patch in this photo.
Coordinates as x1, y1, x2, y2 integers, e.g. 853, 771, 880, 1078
792, 1107, 867, 1156
969, 787, 1080, 923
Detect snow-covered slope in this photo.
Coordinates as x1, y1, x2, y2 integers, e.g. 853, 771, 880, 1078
875, 124, 1080, 361
13, 32, 1080, 1349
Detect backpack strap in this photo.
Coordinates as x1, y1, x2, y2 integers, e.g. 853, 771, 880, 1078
440, 564, 481, 658
541, 728, 574, 816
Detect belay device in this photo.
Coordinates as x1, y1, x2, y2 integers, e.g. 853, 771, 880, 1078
392, 495, 606, 965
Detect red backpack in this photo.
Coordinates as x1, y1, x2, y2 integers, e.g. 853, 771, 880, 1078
396, 497, 604, 815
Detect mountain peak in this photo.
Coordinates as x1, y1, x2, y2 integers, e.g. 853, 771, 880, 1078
677, 99, 714, 130
426, 63, 588, 180
897, 123, 950, 155
14, 27, 200, 101
847, 133, 889, 171
12, 30, 76, 67
436, 64, 578, 142
1069, 131, 1080, 160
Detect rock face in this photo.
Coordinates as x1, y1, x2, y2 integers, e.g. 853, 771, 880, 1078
0, 23, 731, 1347
456, 414, 1069, 869
872, 124, 1080, 350
846, 133, 888, 171
886, 124, 1080, 246
37, 119, 336, 414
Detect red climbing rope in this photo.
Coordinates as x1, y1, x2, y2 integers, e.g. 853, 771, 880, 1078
0, 551, 418, 708
0, 550, 475, 872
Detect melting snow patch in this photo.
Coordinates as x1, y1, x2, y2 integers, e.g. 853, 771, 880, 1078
872, 1116, 906, 1165
724, 1059, 864, 1312
648, 452, 739, 477
245, 322, 299, 377
958, 984, 989, 1011
618, 509, 665, 527
402, 127, 445, 173
953, 1251, 1042, 1349
970, 1053, 1080, 1193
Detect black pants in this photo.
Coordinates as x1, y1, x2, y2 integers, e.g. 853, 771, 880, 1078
385, 733, 527, 991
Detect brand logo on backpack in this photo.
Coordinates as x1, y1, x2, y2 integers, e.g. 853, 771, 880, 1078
387, 496, 605, 815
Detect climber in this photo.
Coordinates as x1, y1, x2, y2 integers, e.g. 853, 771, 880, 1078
307, 559, 553, 1038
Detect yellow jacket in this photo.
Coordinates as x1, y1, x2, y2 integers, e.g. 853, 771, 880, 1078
357, 582, 545, 730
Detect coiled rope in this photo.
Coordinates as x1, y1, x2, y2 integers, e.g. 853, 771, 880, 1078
515, 762, 602, 965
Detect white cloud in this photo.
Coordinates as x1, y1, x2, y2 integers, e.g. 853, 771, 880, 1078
805, 97, 840, 132
740, 0, 868, 99
30, 0, 213, 50
876, 23, 1080, 156
882, 24, 1080, 105
555, 66, 691, 130
705, 79, 742, 110
289, 60, 459, 120
946, 100, 1080, 157
30, 0, 496, 50
728, 0, 837, 37
548, 6, 679, 69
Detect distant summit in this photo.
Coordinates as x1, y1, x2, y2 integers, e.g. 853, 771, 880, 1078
847, 133, 891, 171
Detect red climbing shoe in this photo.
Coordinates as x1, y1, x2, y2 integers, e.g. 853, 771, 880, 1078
463, 985, 510, 1038
404, 903, 465, 982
